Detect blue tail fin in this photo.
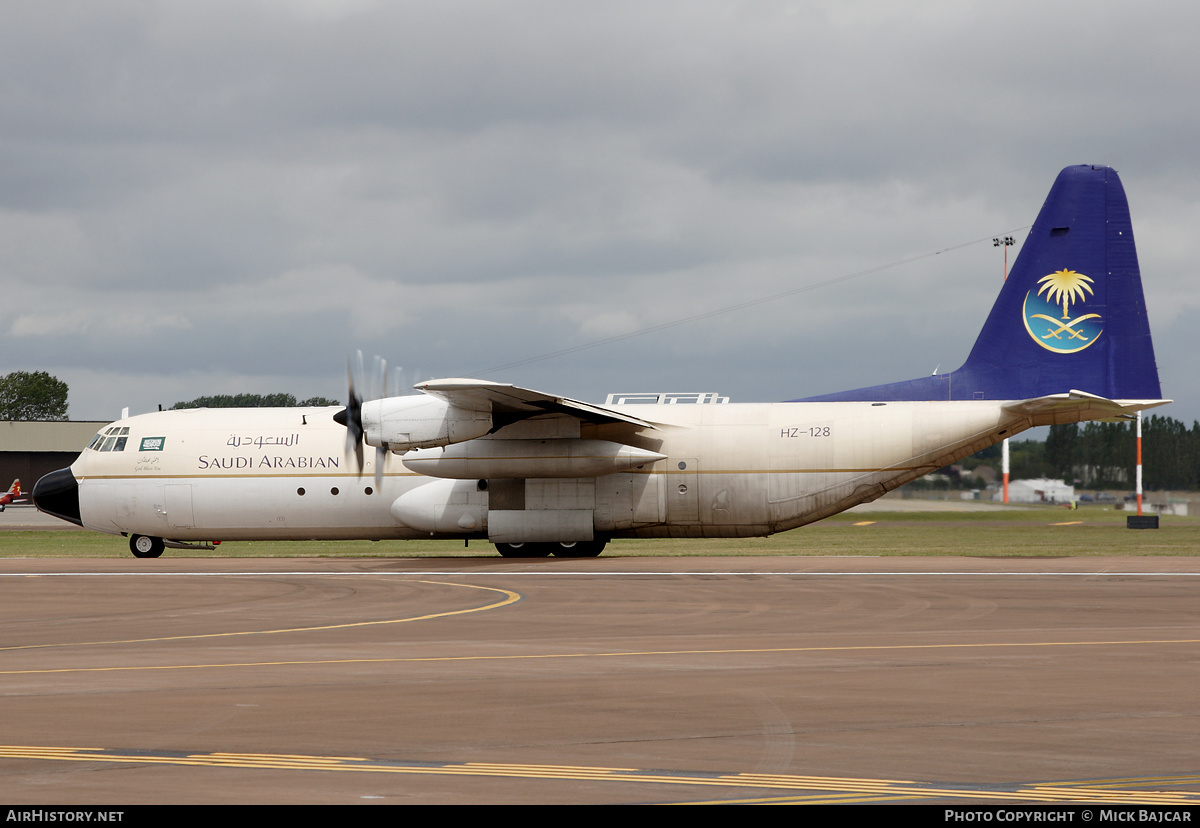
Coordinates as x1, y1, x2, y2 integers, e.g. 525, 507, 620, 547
798, 165, 1162, 402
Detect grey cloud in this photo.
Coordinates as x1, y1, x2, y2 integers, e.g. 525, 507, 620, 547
0, 1, 1195, 422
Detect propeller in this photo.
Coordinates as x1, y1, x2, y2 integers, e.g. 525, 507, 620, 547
333, 351, 365, 473
332, 351, 391, 490
372, 356, 388, 491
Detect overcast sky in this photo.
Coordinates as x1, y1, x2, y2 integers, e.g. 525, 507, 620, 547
2, 1, 1197, 425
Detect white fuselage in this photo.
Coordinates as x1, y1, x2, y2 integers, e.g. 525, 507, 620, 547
69, 400, 1024, 543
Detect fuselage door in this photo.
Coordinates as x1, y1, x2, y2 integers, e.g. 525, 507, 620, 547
164, 484, 195, 529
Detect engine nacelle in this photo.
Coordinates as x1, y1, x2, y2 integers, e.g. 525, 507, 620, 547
361, 395, 491, 452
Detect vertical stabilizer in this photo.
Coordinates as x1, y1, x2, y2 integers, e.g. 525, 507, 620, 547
798, 165, 1161, 402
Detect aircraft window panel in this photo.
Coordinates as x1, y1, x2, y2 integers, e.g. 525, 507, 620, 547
88, 434, 104, 450
100, 436, 117, 452
114, 437, 128, 451
119, 427, 130, 435
605, 392, 730, 405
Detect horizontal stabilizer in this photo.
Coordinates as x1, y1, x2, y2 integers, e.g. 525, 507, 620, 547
1002, 391, 1171, 426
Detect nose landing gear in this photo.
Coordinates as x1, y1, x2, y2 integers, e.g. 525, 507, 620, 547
129, 534, 165, 558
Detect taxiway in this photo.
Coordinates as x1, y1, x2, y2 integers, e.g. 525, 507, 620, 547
1, 555, 1198, 804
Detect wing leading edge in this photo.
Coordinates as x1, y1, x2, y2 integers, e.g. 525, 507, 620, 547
415, 378, 660, 430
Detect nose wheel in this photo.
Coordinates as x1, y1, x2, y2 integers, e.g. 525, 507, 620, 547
129, 534, 165, 558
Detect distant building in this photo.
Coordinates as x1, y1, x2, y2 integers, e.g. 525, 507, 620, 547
1004, 478, 1075, 504
0, 421, 105, 489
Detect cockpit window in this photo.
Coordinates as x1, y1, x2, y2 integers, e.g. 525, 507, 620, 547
92, 426, 131, 452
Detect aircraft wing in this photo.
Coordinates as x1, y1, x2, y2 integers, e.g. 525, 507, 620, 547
415, 378, 660, 429
1002, 391, 1172, 425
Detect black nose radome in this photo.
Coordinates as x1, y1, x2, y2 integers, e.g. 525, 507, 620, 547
33, 468, 82, 527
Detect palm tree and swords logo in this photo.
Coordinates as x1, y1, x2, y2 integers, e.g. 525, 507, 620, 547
1022, 269, 1104, 354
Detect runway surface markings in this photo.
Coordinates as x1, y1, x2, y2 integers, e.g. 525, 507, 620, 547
0, 579, 519, 653
1039, 775, 1200, 789
0, 746, 1196, 804
2, 636, 1198, 676
5, 570, 1200, 577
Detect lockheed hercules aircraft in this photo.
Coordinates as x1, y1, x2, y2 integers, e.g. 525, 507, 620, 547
34, 165, 1167, 557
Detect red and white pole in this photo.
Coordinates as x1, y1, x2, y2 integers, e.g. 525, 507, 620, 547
1136, 410, 1143, 516
1002, 438, 1010, 503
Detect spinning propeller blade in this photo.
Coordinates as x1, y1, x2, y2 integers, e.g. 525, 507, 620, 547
333, 351, 365, 474
333, 351, 392, 488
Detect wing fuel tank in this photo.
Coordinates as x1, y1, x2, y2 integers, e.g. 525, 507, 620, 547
401, 439, 665, 479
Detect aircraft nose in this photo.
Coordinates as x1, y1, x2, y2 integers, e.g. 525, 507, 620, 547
32, 468, 82, 527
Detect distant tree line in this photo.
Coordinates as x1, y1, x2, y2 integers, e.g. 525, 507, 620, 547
0, 371, 69, 421
171, 393, 340, 409
940, 414, 1199, 492
970, 438, 1055, 480
1045, 415, 1200, 491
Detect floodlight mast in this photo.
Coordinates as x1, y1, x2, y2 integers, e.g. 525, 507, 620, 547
994, 235, 1015, 504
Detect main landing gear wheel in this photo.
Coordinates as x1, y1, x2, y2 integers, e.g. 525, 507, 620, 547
129, 534, 165, 559
494, 542, 552, 558
494, 540, 607, 558
551, 540, 606, 558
